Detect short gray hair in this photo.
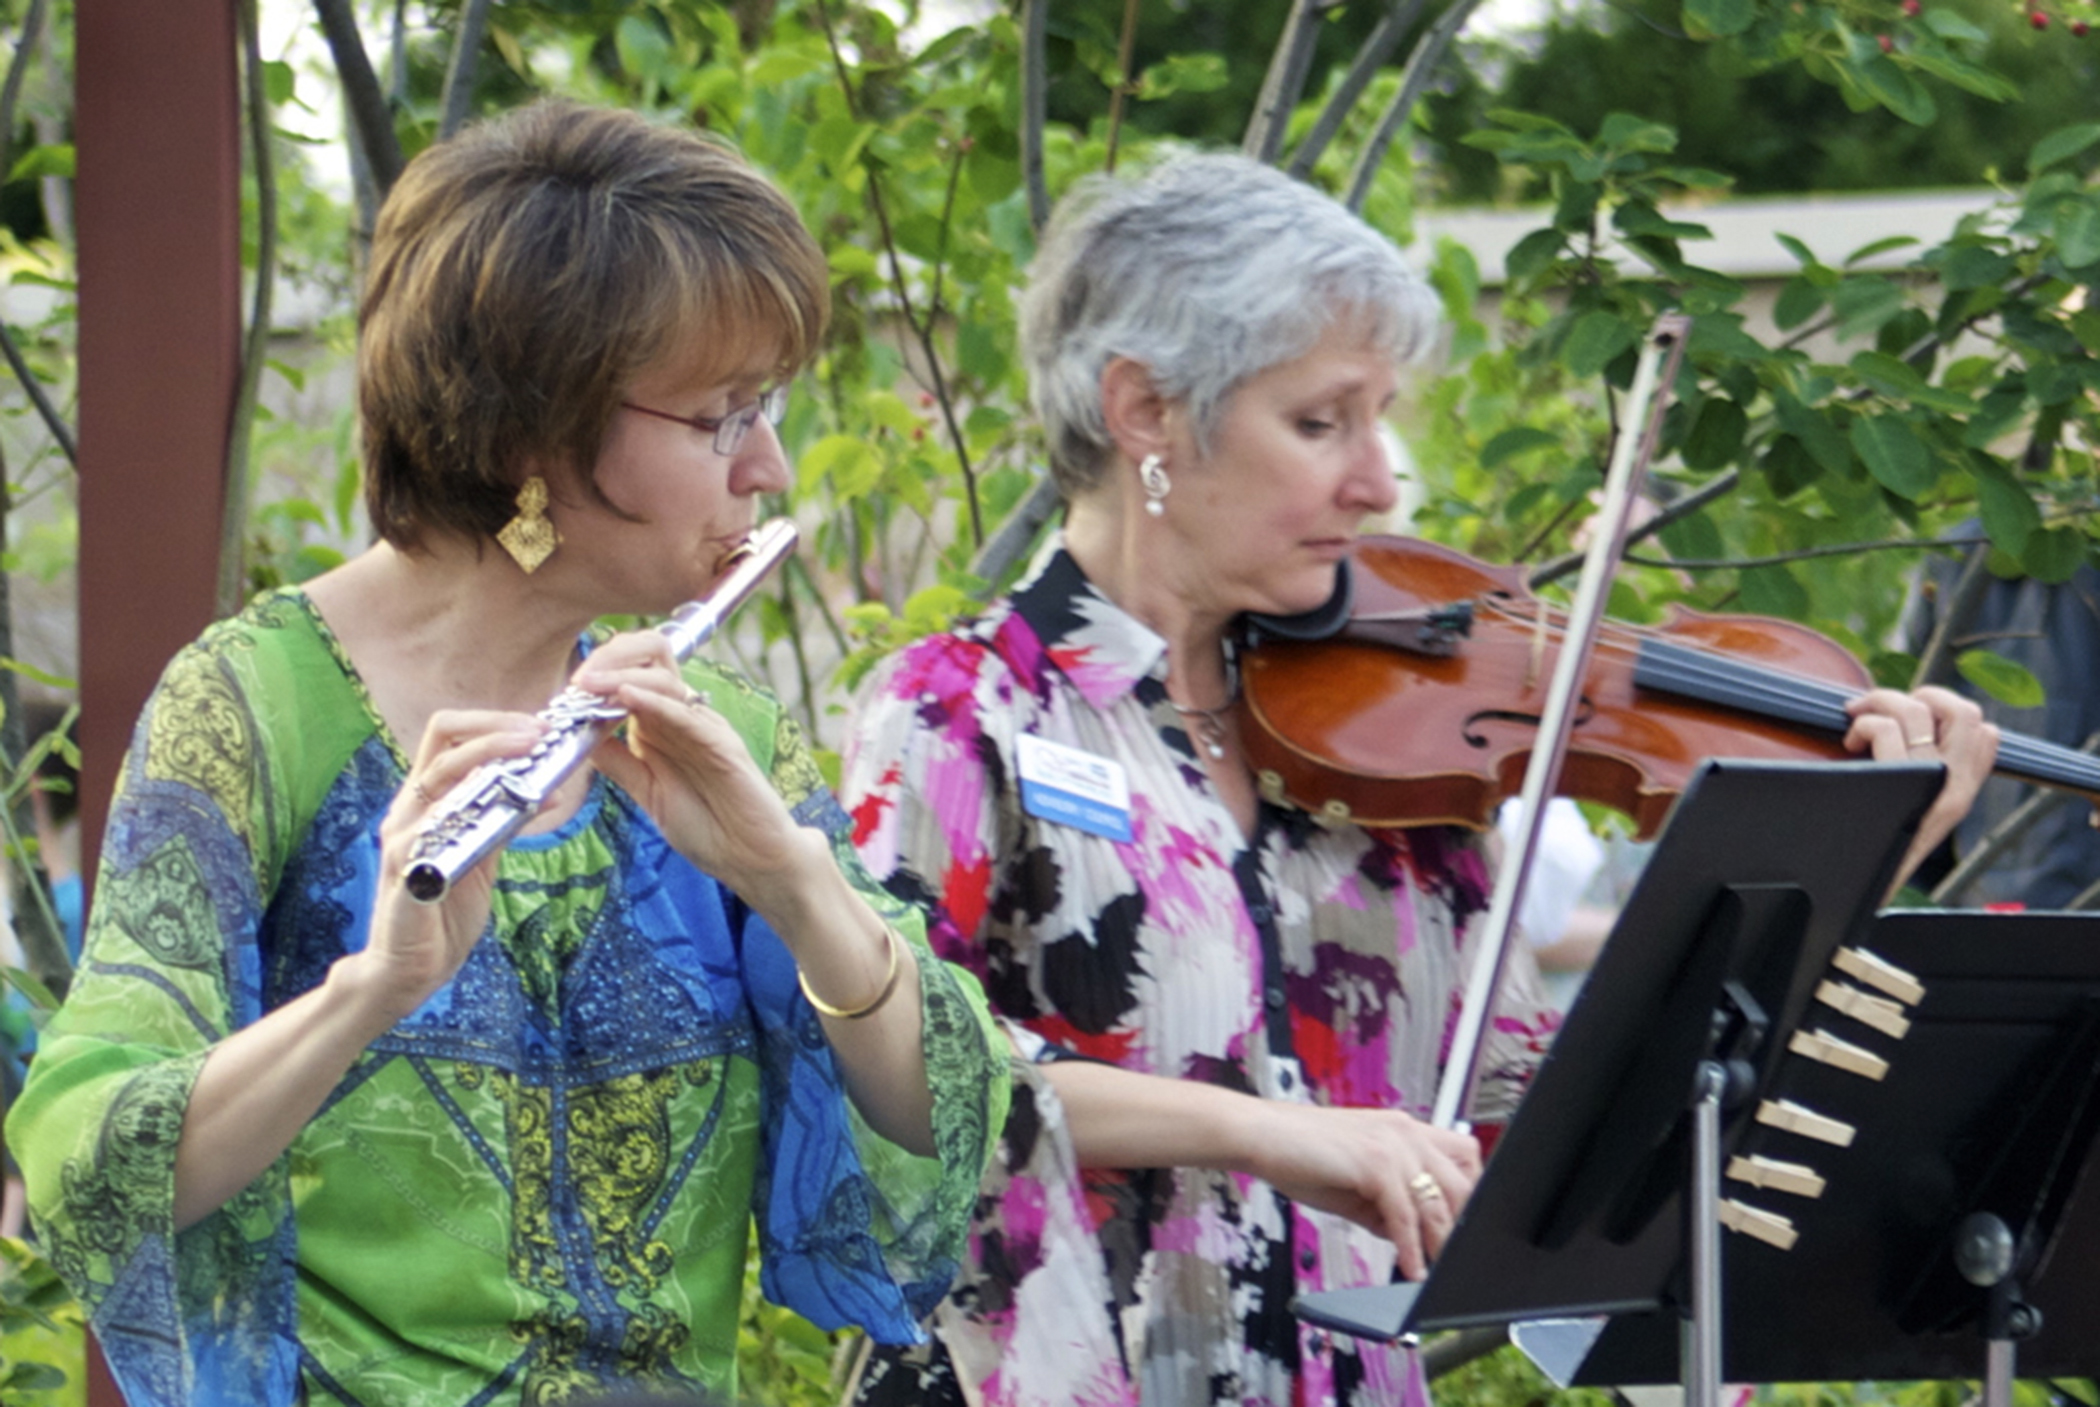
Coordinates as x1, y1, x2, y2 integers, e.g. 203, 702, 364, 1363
1018, 151, 1440, 498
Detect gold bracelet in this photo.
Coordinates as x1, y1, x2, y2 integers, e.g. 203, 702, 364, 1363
798, 923, 905, 1020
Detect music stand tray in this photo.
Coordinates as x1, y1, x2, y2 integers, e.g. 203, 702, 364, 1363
1575, 907, 2100, 1385
1296, 757, 1946, 1345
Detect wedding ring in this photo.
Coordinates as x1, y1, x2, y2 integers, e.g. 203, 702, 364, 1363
1409, 1172, 1444, 1203
1905, 734, 1935, 749
685, 688, 711, 710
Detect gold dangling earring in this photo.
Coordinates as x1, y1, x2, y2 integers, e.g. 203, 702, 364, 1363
1139, 453, 1171, 518
496, 476, 561, 574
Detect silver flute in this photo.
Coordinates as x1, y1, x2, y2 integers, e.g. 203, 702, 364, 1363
403, 518, 800, 904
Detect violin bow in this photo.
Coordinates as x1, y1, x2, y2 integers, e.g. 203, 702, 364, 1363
1432, 313, 1694, 1131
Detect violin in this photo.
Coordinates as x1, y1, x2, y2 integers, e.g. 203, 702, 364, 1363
1238, 533, 2100, 839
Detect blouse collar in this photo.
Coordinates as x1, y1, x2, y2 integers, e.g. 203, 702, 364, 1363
1008, 537, 1171, 711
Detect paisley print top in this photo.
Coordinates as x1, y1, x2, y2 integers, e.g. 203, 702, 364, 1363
9, 589, 1007, 1407
840, 544, 1558, 1407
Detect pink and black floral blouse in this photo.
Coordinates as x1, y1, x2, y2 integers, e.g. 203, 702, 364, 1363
841, 542, 1559, 1407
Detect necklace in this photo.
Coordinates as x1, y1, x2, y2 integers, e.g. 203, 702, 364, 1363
1170, 692, 1237, 761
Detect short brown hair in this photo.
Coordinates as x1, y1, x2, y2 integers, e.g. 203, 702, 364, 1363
358, 100, 830, 548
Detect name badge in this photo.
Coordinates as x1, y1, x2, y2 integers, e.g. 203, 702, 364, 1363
1016, 734, 1132, 842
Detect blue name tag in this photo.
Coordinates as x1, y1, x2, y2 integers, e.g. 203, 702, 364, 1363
1016, 734, 1133, 842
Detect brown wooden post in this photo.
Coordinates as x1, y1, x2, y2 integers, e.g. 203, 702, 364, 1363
73, 1, 242, 1402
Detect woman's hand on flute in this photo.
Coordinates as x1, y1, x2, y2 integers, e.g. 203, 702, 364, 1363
364, 709, 547, 1018
578, 630, 937, 1156
573, 631, 817, 908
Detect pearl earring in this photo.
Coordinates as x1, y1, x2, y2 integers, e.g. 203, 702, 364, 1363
1139, 453, 1170, 518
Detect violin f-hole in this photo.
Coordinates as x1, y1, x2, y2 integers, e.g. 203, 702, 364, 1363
1462, 696, 1598, 750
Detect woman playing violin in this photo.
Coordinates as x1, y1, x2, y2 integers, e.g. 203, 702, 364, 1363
9, 101, 1005, 1407
841, 151, 1996, 1407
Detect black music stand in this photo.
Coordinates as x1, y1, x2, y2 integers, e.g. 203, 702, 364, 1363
1294, 757, 1949, 1406
1557, 907, 2100, 1396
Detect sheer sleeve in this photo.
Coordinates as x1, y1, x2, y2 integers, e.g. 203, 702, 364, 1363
692, 661, 1008, 1339
7, 622, 314, 1407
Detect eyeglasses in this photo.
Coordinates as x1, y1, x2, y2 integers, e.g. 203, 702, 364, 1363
620, 385, 788, 456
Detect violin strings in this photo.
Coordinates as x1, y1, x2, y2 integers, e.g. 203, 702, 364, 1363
1638, 639, 2100, 792
1474, 596, 2100, 794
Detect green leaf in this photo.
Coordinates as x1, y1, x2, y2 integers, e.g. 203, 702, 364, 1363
1850, 414, 1935, 498
797, 434, 884, 500
1774, 393, 1853, 477
262, 60, 297, 107
1738, 563, 1810, 617
1955, 650, 2046, 708
1973, 467, 2040, 556
1923, 8, 1990, 40
1682, 398, 1748, 470
1844, 50, 1937, 126
1844, 234, 1918, 267
614, 14, 673, 83
2029, 122, 2100, 176
1762, 435, 1822, 499
2023, 525, 2088, 583
1682, 0, 1755, 38
1849, 350, 1925, 401
1560, 310, 1639, 378
2054, 194, 2100, 269
1134, 52, 1228, 99
2, 965, 59, 1011
1773, 277, 1824, 330
1480, 427, 1561, 466
7, 144, 73, 182
1829, 276, 1907, 339
1502, 229, 1566, 283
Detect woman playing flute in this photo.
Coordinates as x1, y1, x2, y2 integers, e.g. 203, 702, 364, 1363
8, 100, 1005, 1407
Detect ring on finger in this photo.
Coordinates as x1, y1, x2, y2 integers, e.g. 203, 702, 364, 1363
685, 688, 711, 711
1906, 733, 1936, 749
1409, 1172, 1444, 1204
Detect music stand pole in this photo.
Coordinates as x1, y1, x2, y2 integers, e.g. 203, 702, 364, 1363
1687, 1062, 1727, 1407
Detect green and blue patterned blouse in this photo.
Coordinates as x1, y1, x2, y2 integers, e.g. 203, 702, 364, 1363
8, 589, 1006, 1407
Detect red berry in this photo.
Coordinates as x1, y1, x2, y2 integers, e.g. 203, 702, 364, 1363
1901, 0, 1920, 15
2031, 9, 2050, 25
1878, 31, 1894, 48
2074, 18, 2090, 32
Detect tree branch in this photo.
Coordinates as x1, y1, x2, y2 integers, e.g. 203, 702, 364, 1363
311, 0, 403, 194
1344, 0, 1486, 211
1104, 0, 1141, 172
811, 0, 981, 544
220, 0, 278, 619
0, 0, 75, 466
1619, 532, 1987, 574
1018, 0, 1050, 232
1243, 0, 1334, 165
1929, 764, 2085, 906
438, 0, 495, 140
1908, 541, 1992, 689
1527, 469, 1741, 589
1284, 0, 1426, 180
